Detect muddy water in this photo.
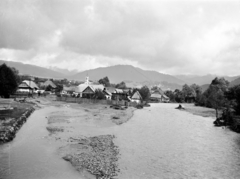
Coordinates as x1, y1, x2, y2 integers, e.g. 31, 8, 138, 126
114, 103, 240, 179
1, 103, 240, 179
0, 106, 83, 179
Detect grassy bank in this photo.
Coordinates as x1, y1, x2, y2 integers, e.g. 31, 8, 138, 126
0, 101, 35, 143
180, 103, 217, 118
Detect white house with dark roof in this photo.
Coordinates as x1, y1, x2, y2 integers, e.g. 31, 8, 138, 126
131, 91, 142, 104
75, 76, 104, 98
150, 88, 169, 103
17, 80, 39, 93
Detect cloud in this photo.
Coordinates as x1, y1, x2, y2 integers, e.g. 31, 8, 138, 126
1, 0, 240, 76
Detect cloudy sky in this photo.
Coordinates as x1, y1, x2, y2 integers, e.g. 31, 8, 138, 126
0, 0, 240, 76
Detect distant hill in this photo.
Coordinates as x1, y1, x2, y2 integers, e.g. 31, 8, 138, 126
176, 74, 217, 85
125, 80, 182, 91
176, 74, 239, 85
49, 66, 79, 76
69, 65, 185, 85
230, 77, 240, 87
0, 60, 65, 79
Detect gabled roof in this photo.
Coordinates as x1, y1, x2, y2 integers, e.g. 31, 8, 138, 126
76, 83, 104, 93
115, 89, 123, 93
19, 80, 39, 89
150, 92, 169, 99
82, 86, 95, 94
103, 89, 112, 96
63, 86, 77, 92
43, 80, 57, 88
151, 88, 169, 99
131, 91, 142, 100
105, 87, 116, 93
18, 83, 29, 88
150, 93, 162, 99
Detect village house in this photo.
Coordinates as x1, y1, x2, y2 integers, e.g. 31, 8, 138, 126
41, 80, 57, 91
131, 91, 142, 104
17, 80, 39, 93
75, 76, 104, 98
103, 88, 112, 100
150, 88, 169, 103
104, 87, 129, 101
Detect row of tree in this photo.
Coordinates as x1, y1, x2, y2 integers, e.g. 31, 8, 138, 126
98, 76, 128, 89
164, 84, 202, 104
164, 77, 240, 119
196, 77, 240, 118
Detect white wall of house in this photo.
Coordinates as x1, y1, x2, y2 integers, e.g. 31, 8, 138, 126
131, 99, 141, 104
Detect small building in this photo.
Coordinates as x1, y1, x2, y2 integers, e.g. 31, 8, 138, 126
150, 88, 169, 103
103, 87, 129, 101
103, 88, 112, 100
17, 80, 39, 93
42, 80, 57, 91
82, 86, 95, 98
131, 91, 142, 104
75, 76, 104, 98
61, 86, 78, 96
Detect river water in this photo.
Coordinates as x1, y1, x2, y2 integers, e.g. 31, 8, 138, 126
1, 103, 240, 179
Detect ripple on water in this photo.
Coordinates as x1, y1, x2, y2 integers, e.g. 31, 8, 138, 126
114, 103, 240, 179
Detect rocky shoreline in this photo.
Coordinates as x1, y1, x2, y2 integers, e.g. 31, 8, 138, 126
0, 107, 35, 143
62, 135, 119, 179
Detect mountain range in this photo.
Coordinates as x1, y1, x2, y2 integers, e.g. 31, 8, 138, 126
1, 60, 240, 90
69, 65, 184, 84
176, 74, 240, 86
0, 60, 64, 79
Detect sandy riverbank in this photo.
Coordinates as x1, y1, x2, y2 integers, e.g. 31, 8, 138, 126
43, 101, 135, 179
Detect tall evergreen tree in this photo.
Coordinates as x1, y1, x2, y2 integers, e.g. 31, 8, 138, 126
0, 63, 18, 98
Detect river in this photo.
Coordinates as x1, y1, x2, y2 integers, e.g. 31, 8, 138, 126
1, 103, 240, 179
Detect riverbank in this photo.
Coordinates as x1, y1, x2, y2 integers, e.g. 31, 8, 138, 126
44, 102, 135, 178
177, 103, 217, 118
0, 101, 35, 143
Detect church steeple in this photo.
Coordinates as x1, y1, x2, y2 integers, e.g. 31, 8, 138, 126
85, 76, 89, 85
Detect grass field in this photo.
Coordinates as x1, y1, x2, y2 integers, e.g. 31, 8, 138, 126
183, 103, 218, 119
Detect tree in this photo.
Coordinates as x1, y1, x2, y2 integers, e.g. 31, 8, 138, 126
115, 81, 127, 89
0, 64, 18, 98
190, 84, 202, 96
165, 90, 175, 102
55, 84, 63, 93
98, 76, 110, 87
151, 86, 159, 91
207, 85, 226, 119
94, 89, 106, 100
139, 86, 150, 102
11, 67, 21, 84
203, 78, 229, 118
174, 89, 184, 103
45, 85, 52, 91
182, 84, 196, 103
226, 85, 240, 115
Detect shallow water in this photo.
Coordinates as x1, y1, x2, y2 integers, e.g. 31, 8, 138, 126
0, 106, 82, 179
1, 103, 240, 179
114, 103, 240, 179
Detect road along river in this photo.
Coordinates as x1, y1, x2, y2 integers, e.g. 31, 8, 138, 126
1, 103, 240, 179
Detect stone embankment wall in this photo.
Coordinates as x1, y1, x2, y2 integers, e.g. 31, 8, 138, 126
0, 107, 35, 143
56, 97, 138, 107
